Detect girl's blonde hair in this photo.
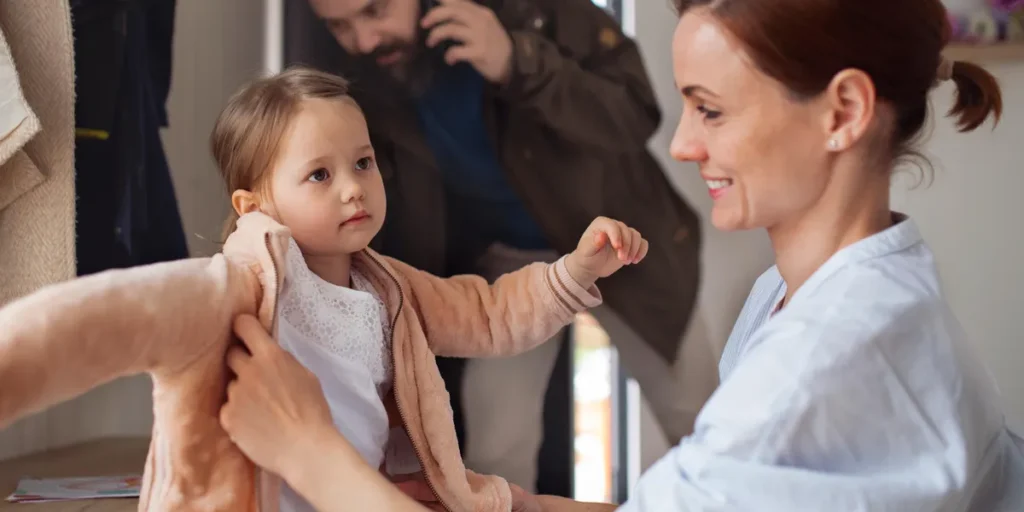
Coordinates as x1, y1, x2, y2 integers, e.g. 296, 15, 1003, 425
210, 66, 359, 239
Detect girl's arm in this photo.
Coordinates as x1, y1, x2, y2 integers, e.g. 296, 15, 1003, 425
389, 217, 646, 358
388, 254, 600, 358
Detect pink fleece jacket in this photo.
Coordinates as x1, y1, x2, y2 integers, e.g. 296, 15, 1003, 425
0, 211, 602, 512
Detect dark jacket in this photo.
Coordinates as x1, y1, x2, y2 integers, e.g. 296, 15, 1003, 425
286, 0, 701, 365
72, 0, 189, 276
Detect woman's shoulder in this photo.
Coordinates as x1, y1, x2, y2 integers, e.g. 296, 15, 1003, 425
741, 256, 972, 408
775, 261, 949, 348
781, 220, 948, 336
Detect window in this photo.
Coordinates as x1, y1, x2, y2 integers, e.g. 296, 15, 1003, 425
572, 314, 615, 502
589, 0, 624, 22
571, 2, 631, 503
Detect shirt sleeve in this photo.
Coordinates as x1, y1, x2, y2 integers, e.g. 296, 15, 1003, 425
620, 320, 964, 512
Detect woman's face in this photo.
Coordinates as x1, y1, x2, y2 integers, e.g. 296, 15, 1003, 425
669, 11, 835, 232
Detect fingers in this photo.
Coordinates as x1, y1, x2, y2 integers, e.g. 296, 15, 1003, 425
591, 217, 648, 264
220, 379, 242, 432
233, 314, 275, 355
602, 218, 624, 251
394, 479, 438, 502
443, 45, 476, 66
637, 238, 650, 263
225, 345, 251, 375
621, 227, 649, 264
622, 224, 639, 262
219, 401, 234, 432
615, 221, 632, 261
592, 231, 609, 253
421, 2, 479, 30
425, 21, 473, 48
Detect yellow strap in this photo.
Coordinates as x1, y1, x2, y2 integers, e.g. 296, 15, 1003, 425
75, 128, 110, 140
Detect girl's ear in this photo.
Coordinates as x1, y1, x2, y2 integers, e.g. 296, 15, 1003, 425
231, 190, 261, 217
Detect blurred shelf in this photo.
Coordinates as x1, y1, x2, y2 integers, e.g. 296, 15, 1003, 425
946, 43, 1024, 62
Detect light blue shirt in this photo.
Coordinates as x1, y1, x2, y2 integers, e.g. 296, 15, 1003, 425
621, 215, 1024, 511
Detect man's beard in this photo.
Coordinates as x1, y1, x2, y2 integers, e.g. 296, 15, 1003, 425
354, 28, 446, 97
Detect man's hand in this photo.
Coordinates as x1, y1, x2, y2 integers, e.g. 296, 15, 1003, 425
566, 216, 648, 287
421, 0, 514, 84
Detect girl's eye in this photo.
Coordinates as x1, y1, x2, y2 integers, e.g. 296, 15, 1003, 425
696, 104, 722, 120
308, 168, 330, 182
355, 157, 374, 171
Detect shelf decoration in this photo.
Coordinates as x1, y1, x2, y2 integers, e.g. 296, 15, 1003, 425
945, 0, 1024, 44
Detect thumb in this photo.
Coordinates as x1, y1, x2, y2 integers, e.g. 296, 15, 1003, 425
394, 479, 439, 502
584, 231, 609, 256
232, 314, 275, 355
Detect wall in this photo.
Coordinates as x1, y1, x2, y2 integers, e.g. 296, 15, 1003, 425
0, 0, 265, 461
163, 0, 267, 256
631, 1, 1024, 473
893, 66, 1024, 431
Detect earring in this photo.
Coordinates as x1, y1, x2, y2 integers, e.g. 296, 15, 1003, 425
828, 139, 839, 150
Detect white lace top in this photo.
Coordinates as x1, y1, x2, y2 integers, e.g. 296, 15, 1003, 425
275, 240, 419, 512
279, 239, 392, 392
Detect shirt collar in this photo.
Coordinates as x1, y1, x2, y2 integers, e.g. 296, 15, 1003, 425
787, 211, 923, 304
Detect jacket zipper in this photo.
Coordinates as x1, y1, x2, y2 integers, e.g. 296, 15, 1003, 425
264, 233, 280, 336
260, 233, 282, 512
366, 253, 452, 512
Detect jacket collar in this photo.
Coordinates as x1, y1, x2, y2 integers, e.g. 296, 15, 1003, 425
222, 212, 403, 333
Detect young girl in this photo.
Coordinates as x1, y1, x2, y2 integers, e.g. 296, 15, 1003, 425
210, 66, 649, 512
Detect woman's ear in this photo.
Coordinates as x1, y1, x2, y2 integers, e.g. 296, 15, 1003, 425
231, 190, 261, 218
821, 68, 876, 152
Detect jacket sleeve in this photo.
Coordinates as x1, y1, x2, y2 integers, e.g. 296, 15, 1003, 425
0, 256, 257, 428
388, 255, 602, 358
495, 0, 661, 150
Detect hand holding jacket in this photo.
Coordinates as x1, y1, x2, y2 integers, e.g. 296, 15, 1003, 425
220, 315, 335, 481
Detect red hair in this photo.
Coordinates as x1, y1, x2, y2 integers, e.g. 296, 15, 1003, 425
673, 0, 1002, 159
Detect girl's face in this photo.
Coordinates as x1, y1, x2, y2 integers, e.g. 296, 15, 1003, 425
253, 97, 387, 258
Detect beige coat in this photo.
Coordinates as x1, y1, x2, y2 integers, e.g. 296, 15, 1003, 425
0, 0, 77, 307
0, 212, 601, 511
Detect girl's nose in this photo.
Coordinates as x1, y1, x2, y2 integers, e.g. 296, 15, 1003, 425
341, 181, 365, 203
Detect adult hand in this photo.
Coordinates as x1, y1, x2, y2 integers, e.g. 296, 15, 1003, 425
395, 478, 540, 512
566, 216, 648, 286
393, 475, 445, 512
219, 314, 335, 479
421, 0, 514, 84
510, 483, 543, 512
